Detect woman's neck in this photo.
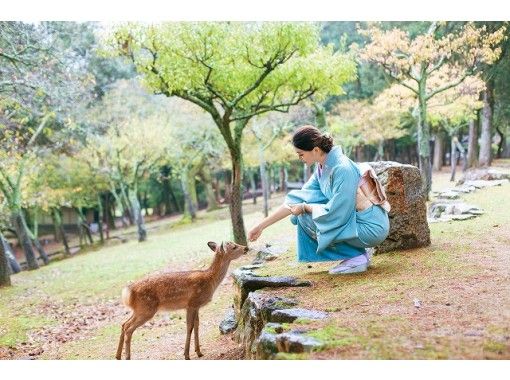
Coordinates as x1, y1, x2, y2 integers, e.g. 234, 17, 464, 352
317, 151, 328, 167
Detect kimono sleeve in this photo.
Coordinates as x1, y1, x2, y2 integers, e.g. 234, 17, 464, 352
284, 169, 328, 205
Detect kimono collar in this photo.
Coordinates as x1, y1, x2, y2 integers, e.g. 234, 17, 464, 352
318, 145, 343, 175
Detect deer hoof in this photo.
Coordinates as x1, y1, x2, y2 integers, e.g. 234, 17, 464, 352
197, 351, 203, 358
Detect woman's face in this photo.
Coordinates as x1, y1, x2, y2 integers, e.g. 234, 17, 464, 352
294, 147, 320, 166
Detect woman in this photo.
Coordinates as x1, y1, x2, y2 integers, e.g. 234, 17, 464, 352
248, 125, 390, 274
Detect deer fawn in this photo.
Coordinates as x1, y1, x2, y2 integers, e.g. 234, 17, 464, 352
116, 241, 249, 360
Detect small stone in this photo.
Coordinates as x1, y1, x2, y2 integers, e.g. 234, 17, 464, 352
219, 308, 238, 335
271, 308, 328, 323
275, 332, 324, 354
413, 299, 421, 308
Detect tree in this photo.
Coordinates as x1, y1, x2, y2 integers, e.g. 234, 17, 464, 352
108, 22, 357, 244
1, 22, 95, 268
85, 80, 174, 241
0, 197, 11, 286
426, 76, 485, 180
359, 22, 505, 197
328, 84, 412, 159
475, 22, 510, 166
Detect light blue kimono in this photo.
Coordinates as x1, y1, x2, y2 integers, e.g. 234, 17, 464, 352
285, 146, 390, 262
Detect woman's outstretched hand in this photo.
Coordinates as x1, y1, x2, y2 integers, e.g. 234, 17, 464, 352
248, 224, 263, 242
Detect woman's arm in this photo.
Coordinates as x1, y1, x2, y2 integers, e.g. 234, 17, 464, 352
248, 203, 311, 242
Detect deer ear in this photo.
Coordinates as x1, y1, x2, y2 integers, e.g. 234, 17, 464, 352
207, 242, 217, 252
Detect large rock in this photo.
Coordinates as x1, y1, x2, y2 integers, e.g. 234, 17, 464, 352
367, 161, 431, 253
457, 168, 510, 184
234, 291, 298, 358
231, 269, 312, 316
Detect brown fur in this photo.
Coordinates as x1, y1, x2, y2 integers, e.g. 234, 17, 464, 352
115, 241, 249, 360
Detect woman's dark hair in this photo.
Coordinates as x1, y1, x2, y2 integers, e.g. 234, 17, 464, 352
292, 125, 334, 153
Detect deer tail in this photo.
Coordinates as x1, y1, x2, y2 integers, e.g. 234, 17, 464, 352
121, 286, 132, 308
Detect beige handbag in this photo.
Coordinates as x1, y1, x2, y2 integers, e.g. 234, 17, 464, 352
356, 164, 391, 213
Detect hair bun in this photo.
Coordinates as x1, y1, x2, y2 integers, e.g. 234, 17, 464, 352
320, 133, 333, 151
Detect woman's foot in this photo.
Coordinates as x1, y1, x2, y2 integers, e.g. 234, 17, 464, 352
364, 248, 374, 268
328, 254, 368, 275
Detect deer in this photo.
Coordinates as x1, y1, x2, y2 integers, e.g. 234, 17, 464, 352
115, 241, 249, 360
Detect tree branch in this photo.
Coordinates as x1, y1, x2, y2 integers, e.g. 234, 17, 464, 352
230, 48, 298, 108
425, 71, 473, 101
230, 87, 316, 121
27, 113, 52, 147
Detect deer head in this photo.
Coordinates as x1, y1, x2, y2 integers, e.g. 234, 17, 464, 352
207, 241, 249, 261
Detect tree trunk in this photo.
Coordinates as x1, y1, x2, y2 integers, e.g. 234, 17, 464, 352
53, 208, 70, 256
160, 166, 172, 215
479, 83, 494, 167
10, 211, 39, 270
168, 181, 181, 213
258, 147, 269, 218
104, 193, 115, 231
450, 135, 458, 182
466, 118, 479, 169
181, 168, 197, 221
51, 209, 61, 242
223, 170, 232, 204
0, 235, 11, 286
417, 92, 432, 198
97, 194, 105, 244
229, 148, 247, 245
249, 169, 257, 205
386, 139, 396, 161
31, 238, 49, 265
280, 166, 288, 193
1, 234, 21, 274
213, 176, 221, 205
496, 125, 505, 159
128, 188, 147, 242
433, 131, 444, 171
199, 165, 219, 212
25, 211, 49, 265
373, 140, 384, 161
76, 208, 93, 245
119, 184, 134, 225
110, 189, 128, 228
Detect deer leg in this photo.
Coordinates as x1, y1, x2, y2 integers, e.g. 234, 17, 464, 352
184, 308, 197, 360
194, 311, 203, 358
125, 312, 155, 360
116, 314, 134, 360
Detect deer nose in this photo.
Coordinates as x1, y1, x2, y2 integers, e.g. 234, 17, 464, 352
244, 247, 249, 253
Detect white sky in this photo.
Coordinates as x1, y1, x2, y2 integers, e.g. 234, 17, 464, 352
2, 0, 509, 21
